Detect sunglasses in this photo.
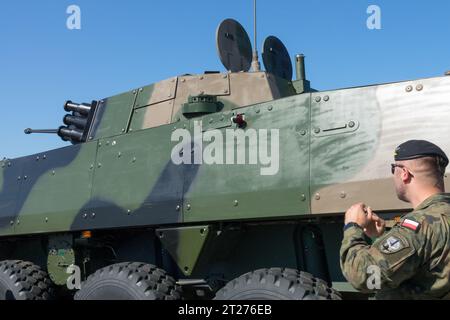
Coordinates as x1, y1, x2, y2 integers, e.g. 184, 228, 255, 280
391, 164, 404, 174
391, 163, 414, 176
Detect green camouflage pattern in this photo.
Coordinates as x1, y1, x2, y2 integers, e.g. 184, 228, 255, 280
2, 75, 450, 238
340, 193, 450, 299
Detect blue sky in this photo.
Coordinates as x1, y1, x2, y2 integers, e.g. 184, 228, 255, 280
1, 0, 450, 158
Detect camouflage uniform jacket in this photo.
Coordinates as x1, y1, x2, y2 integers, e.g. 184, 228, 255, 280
340, 193, 450, 299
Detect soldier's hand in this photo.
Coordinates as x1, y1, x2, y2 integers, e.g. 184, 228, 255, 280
344, 203, 370, 227
363, 207, 386, 238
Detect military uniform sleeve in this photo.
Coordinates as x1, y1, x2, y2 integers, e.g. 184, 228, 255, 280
340, 221, 426, 293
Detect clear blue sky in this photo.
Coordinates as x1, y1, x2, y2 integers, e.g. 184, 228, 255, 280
1, 0, 450, 158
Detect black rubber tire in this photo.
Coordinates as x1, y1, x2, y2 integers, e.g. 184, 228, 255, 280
214, 268, 341, 300
0, 260, 55, 300
74, 262, 182, 300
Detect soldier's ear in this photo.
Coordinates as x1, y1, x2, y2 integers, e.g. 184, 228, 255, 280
401, 168, 413, 183
400, 168, 411, 184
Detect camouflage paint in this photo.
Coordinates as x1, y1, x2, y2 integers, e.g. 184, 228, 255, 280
0, 144, 92, 235
1, 69, 450, 294
1, 75, 450, 238
90, 91, 137, 140
183, 94, 311, 222
157, 225, 210, 276
311, 77, 450, 214
16, 143, 97, 235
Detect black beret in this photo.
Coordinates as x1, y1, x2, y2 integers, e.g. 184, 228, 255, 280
394, 140, 449, 168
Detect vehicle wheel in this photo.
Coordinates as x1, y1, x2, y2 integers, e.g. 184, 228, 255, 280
214, 268, 341, 300
0, 260, 55, 300
74, 262, 182, 300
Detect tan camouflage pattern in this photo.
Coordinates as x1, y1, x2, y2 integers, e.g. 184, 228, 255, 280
129, 72, 295, 131
311, 76, 450, 214
340, 193, 450, 299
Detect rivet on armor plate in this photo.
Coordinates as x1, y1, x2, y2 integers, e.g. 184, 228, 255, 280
323, 95, 330, 102
91, 213, 96, 218
416, 84, 423, 91
340, 192, 347, 199
268, 105, 273, 111
176, 205, 181, 211
315, 96, 321, 102
315, 193, 321, 200
301, 194, 306, 201
234, 200, 239, 207
314, 128, 321, 134
186, 204, 191, 211
348, 121, 356, 128
406, 85, 413, 92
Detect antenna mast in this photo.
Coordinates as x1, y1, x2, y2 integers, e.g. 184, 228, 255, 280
251, 0, 261, 72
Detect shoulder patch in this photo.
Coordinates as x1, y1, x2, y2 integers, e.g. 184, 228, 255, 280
379, 236, 408, 254
401, 219, 420, 232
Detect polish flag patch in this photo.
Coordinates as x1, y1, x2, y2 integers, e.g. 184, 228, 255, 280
402, 219, 420, 231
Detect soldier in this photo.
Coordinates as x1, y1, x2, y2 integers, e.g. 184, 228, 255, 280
340, 140, 450, 299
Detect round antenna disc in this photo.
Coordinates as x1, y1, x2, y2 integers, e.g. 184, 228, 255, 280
262, 36, 293, 80
216, 19, 252, 72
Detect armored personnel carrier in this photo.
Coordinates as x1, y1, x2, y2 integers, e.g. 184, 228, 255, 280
1, 18, 449, 300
